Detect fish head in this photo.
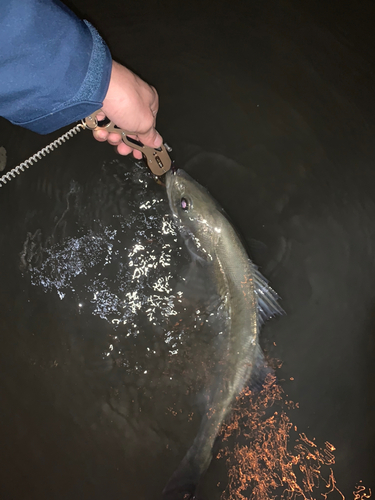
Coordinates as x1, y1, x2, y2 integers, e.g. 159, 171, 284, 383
166, 169, 223, 262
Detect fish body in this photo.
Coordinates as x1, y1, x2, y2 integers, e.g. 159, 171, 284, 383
163, 169, 282, 499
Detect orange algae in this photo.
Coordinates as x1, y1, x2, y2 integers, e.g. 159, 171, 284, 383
218, 375, 371, 500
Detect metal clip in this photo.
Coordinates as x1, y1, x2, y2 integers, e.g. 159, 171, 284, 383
83, 109, 172, 176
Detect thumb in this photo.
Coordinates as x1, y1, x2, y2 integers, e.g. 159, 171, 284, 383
138, 127, 163, 149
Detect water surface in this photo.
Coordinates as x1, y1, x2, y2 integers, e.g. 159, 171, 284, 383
0, 0, 374, 497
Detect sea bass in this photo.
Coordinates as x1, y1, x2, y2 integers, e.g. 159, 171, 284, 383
163, 168, 283, 499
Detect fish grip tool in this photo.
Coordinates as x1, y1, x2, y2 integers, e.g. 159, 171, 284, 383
83, 109, 173, 176
0, 108, 172, 188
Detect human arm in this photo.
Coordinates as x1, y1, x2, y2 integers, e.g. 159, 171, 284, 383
0, 0, 161, 156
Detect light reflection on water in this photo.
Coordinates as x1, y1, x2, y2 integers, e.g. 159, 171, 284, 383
23, 162, 203, 376
29, 195, 179, 329
20, 160, 220, 455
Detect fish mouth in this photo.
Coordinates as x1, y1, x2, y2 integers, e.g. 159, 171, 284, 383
165, 167, 185, 202
165, 170, 174, 197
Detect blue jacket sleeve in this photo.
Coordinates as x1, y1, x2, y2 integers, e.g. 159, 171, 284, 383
0, 0, 112, 134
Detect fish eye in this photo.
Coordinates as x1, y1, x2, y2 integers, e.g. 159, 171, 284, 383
180, 197, 189, 211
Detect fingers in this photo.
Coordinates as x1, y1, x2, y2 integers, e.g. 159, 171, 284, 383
116, 140, 142, 159
116, 141, 133, 156
92, 61, 163, 158
107, 132, 122, 146
132, 149, 143, 160
138, 127, 163, 149
93, 129, 108, 142
93, 126, 163, 157
92, 130, 144, 158
93, 126, 125, 146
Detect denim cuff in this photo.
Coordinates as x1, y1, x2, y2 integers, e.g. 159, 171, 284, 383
16, 21, 112, 135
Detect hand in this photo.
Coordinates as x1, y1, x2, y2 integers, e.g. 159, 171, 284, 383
92, 61, 163, 159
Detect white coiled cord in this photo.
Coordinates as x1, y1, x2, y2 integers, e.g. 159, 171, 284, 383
0, 122, 85, 188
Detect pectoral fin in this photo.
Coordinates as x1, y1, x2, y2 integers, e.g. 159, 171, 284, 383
252, 264, 284, 324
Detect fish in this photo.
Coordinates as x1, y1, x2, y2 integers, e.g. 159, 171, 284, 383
162, 168, 283, 499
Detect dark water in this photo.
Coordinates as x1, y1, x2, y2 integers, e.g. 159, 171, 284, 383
0, 0, 374, 498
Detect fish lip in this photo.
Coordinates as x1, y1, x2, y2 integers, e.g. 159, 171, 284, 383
165, 166, 184, 201
165, 169, 173, 194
